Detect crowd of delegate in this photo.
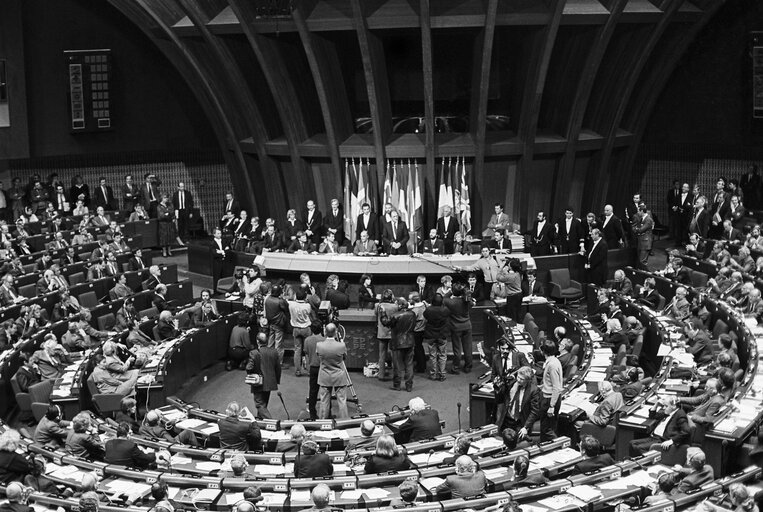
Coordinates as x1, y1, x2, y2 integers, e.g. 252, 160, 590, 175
2, 169, 763, 512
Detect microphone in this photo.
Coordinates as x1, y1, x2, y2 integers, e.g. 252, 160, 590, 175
158, 451, 172, 474
457, 402, 462, 434
425, 449, 435, 467
277, 391, 290, 420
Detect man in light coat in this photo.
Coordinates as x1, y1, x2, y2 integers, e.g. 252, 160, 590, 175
317, 323, 350, 419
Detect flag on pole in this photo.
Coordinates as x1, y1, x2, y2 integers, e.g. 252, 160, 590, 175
406, 160, 423, 252
456, 157, 471, 236
437, 157, 455, 217
344, 159, 357, 241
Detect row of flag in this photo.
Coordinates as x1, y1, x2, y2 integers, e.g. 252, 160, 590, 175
343, 157, 471, 251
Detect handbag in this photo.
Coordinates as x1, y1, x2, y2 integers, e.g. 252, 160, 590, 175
245, 373, 263, 386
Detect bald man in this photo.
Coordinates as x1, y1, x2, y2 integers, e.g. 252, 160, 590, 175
600, 204, 624, 249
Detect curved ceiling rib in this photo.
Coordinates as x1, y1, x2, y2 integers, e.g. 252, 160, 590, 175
553, 0, 628, 214
591, 0, 684, 209
173, 0, 283, 217
420, 0, 436, 215
228, 0, 316, 210
107, 0, 260, 216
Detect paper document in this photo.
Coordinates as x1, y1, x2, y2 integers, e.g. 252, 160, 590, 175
420, 476, 445, 489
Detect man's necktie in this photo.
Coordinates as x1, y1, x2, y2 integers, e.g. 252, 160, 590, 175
512, 389, 522, 419
179, 191, 184, 210
393, 223, 397, 240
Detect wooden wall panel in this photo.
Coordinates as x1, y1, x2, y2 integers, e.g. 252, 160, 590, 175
0, 0, 28, 159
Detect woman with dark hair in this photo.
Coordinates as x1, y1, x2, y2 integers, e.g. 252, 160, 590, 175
115, 396, 141, 433
364, 435, 413, 474
156, 193, 177, 258
505, 454, 548, 489
358, 274, 378, 309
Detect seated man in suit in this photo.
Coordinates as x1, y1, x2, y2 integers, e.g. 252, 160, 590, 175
421, 228, 445, 255
153, 284, 170, 312
466, 273, 487, 303
105, 422, 157, 469
636, 277, 661, 309
587, 381, 623, 427
287, 230, 315, 254
294, 440, 333, 478
522, 270, 545, 297
142, 265, 162, 291
606, 269, 633, 297
435, 455, 486, 499
574, 436, 616, 474
683, 316, 714, 365
217, 401, 261, 452
486, 229, 512, 253
109, 273, 133, 301
352, 230, 378, 256
629, 396, 690, 457
91, 206, 111, 227
128, 248, 147, 271
395, 396, 442, 443
318, 231, 340, 254
675, 449, 714, 492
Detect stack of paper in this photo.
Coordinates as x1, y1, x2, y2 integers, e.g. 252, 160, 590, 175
566, 484, 602, 502
420, 476, 445, 490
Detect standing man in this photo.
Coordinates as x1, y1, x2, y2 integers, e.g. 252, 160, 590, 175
222, 191, 240, 219
140, 173, 161, 218
491, 338, 529, 429
740, 165, 761, 209
678, 182, 693, 244
264, 284, 289, 366
632, 203, 654, 268
538, 339, 562, 442
523, 211, 554, 256
436, 206, 459, 254
585, 228, 608, 286
304, 322, 324, 420
381, 298, 417, 392
323, 198, 344, 246
383, 211, 409, 255
173, 182, 194, 244
689, 196, 710, 239
303, 200, 323, 246
556, 207, 585, 254
121, 174, 139, 212
317, 323, 350, 419
444, 283, 473, 374
483, 203, 510, 238
0, 181, 9, 222
246, 333, 281, 419
356, 203, 381, 246
600, 205, 625, 249
667, 180, 682, 243
94, 177, 115, 211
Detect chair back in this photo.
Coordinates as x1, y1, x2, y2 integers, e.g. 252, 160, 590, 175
152, 324, 161, 342
580, 422, 617, 448
97, 313, 116, 331
549, 268, 571, 289
691, 271, 708, 288
78, 290, 98, 309
10, 374, 32, 411
69, 272, 85, 286
657, 294, 666, 310
712, 319, 729, 338
139, 306, 158, 319
631, 334, 644, 358
18, 284, 36, 299
526, 321, 540, 343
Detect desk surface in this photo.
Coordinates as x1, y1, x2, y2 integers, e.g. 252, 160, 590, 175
258, 252, 535, 275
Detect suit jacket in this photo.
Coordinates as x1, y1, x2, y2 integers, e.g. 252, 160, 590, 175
397, 409, 442, 443
485, 213, 511, 236
217, 416, 261, 451
323, 208, 344, 242
288, 239, 315, 253
356, 212, 381, 242
295, 453, 333, 478
262, 232, 282, 252
172, 190, 194, 212
93, 185, 115, 210
0, 285, 19, 307
522, 279, 545, 297
722, 227, 743, 242
422, 238, 445, 255
485, 238, 512, 253
128, 256, 147, 271
121, 183, 139, 208
676, 465, 714, 493
222, 198, 240, 217
575, 454, 616, 474
501, 381, 540, 431
246, 346, 281, 392
466, 283, 487, 303
383, 220, 409, 254
105, 438, 155, 468
413, 284, 435, 304
139, 183, 160, 209
317, 339, 350, 387
436, 215, 459, 241
318, 239, 339, 254
556, 218, 585, 253
655, 408, 691, 445
302, 209, 323, 243
600, 215, 624, 248
689, 208, 710, 238
586, 239, 609, 286
283, 218, 306, 244
33, 417, 69, 447
353, 239, 378, 255
436, 471, 487, 499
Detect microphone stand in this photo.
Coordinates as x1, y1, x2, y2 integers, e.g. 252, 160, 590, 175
457, 402, 462, 434
277, 391, 290, 420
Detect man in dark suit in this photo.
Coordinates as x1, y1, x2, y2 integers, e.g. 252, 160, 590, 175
288, 231, 315, 254
666, 180, 683, 241
522, 270, 545, 297
436, 206, 459, 254
294, 440, 333, 478
412, 275, 434, 304
492, 346, 531, 431
93, 177, 115, 211
323, 198, 344, 246
395, 396, 442, 443
142, 265, 162, 292
217, 401, 261, 451
128, 248, 147, 271
676, 182, 694, 244
302, 199, 323, 245
356, 203, 381, 245
261, 225, 283, 252
485, 229, 512, 253
139, 173, 161, 218
556, 208, 585, 254
422, 228, 445, 254
721, 219, 742, 243
523, 211, 554, 256
121, 174, 139, 212
741, 165, 761, 209
600, 205, 625, 249
0, 181, 11, 222
246, 333, 282, 419
688, 197, 710, 239
636, 277, 661, 309
105, 422, 156, 468
629, 397, 690, 456
466, 273, 487, 303
221, 191, 240, 219
574, 436, 616, 474
585, 228, 608, 286
172, 182, 194, 243
383, 211, 409, 255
